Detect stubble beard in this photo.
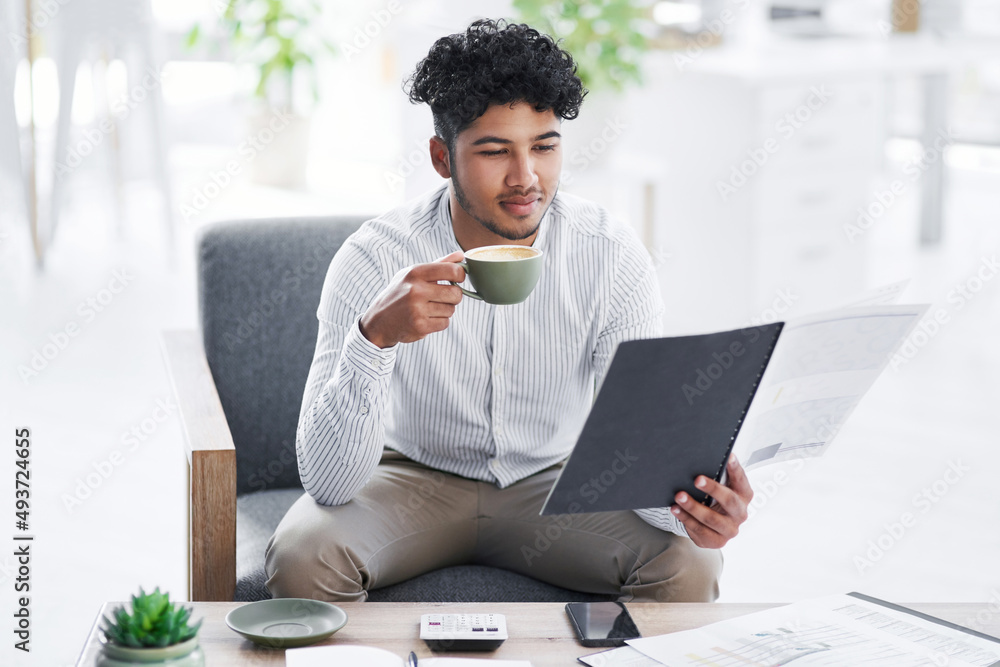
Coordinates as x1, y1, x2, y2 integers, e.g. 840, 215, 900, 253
451, 167, 555, 242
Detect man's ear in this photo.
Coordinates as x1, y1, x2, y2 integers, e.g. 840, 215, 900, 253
429, 136, 452, 179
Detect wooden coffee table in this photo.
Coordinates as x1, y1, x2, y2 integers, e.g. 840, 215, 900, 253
75, 601, 1000, 666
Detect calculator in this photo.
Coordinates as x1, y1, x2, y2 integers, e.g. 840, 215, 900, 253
419, 613, 508, 651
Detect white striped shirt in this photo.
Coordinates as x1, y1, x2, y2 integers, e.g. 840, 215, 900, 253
296, 184, 687, 536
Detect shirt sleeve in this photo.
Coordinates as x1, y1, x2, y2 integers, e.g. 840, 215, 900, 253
295, 235, 398, 506
591, 228, 689, 537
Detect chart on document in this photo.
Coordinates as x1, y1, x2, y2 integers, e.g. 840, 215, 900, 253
627, 594, 1000, 667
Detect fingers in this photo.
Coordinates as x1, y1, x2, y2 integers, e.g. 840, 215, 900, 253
690, 456, 753, 518
725, 455, 754, 502
359, 253, 468, 348
673, 489, 738, 541
691, 477, 748, 527
412, 252, 467, 284
434, 250, 465, 263
424, 300, 457, 319
670, 456, 756, 549
671, 503, 727, 550
426, 282, 464, 305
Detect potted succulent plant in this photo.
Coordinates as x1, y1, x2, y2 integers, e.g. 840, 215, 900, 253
98, 588, 204, 666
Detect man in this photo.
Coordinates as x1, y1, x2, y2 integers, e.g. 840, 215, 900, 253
266, 19, 752, 602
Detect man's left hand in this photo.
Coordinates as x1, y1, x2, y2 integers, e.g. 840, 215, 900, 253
670, 455, 753, 549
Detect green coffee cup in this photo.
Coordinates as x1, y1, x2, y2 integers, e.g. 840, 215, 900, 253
454, 245, 544, 305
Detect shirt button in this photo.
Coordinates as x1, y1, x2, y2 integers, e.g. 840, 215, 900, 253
360, 405, 369, 415
371, 359, 381, 369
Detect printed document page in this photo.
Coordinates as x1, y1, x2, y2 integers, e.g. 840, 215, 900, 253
732, 303, 928, 470
627, 594, 1000, 667
578, 645, 663, 666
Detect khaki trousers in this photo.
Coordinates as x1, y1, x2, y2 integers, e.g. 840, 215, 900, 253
265, 449, 722, 602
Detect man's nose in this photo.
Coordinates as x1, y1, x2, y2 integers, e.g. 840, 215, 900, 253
506, 152, 539, 190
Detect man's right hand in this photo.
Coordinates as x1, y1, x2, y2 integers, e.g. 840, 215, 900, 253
359, 251, 466, 349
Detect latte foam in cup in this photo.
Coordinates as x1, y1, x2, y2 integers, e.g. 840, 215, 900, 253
467, 246, 539, 261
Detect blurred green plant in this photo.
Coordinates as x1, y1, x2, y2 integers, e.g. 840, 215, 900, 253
185, 0, 335, 110
512, 0, 651, 92
101, 588, 202, 648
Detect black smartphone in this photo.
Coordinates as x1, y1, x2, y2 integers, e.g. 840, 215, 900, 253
565, 601, 641, 647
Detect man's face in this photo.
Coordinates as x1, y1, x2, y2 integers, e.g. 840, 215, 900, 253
447, 102, 562, 245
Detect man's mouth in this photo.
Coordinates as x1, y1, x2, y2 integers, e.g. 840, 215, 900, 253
499, 194, 541, 217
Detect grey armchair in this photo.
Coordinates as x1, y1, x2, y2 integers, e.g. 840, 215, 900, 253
162, 216, 615, 603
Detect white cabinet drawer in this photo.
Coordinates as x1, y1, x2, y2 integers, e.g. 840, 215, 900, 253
754, 167, 872, 236
751, 225, 866, 312
757, 79, 881, 125
753, 79, 884, 170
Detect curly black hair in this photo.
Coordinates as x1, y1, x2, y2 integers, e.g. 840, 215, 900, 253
405, 18, 586, 150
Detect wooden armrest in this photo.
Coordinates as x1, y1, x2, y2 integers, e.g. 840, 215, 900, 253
161, 330, 236, 602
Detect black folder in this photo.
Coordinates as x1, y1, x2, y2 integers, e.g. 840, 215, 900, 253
541, 322, 784, 516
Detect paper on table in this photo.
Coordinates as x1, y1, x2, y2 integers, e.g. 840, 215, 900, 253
286, 645, 401, 667
827, 279, 910, 309
577, 644, 664, 666
627, 594, 1000, 667
732, 303, 928, 470
285, 644, 533, 667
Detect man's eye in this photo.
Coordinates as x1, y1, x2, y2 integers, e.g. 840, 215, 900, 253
479, 149, 506, 156
535, 144, 557, 152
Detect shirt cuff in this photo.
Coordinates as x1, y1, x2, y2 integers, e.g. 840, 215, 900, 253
342, 318, 397, 380
634, 507, 690, 538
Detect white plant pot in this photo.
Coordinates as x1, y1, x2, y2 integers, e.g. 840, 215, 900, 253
97, 637, 205, 666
